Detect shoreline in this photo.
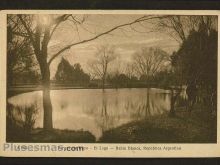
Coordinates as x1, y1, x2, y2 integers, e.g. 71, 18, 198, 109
8, 85, 174, 97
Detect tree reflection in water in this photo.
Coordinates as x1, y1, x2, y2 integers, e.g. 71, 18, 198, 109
8, 88, 175, 139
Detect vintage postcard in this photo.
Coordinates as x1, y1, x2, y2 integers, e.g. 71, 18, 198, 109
0, 10, 219, 157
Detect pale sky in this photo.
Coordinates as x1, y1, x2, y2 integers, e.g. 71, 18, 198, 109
46, 15, 179, 78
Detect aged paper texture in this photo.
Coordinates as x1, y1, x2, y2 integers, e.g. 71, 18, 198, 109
0, 10, 220, 157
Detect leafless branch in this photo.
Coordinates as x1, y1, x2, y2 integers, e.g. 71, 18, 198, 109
48, 15, 164, 66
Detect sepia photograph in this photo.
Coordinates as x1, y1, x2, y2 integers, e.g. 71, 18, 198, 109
5, 12, 218, 145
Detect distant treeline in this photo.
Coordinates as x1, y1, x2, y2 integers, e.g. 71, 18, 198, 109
53, 57, 176, 89
9, 56, 176, 89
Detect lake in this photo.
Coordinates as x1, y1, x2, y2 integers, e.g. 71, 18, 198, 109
7, 88, 186, 140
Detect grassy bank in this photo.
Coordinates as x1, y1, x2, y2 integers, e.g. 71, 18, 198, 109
99, 105, 216, 143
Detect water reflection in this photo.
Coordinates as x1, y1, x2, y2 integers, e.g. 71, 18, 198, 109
8, 88, 174, 140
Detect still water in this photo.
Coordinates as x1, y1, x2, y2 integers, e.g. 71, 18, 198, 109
8, 88, 184, 140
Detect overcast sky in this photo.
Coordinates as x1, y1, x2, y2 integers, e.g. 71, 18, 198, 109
47, 14, 180, 78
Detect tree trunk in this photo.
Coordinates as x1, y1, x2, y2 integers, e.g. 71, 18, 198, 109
42, 65, 53, 131
170, 89, 175, 116
39, 27, 53, 131
102, 77, 105, 90
170, 88, 181, 116
145, 88, 150, 117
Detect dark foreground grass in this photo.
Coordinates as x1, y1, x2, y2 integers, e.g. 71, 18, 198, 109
7, 128, 96, 143
31, 129, 96, 143
99, 105, 217, 143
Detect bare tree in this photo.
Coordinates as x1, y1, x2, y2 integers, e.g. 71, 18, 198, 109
125, 62, 136, 80
88, 45, 117, 89
133, 47, 169, 81
156, 15, 217, 43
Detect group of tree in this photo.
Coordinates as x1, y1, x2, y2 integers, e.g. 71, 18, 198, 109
55, 51, 172, 88
88, 45, 117, 89
8, 14, 162, 130
145, 15, 218, 114
7, 16, 40, 85
107, 73, 138, 88
7, 14, 217, 131
170, 18, 217, 112
86, 45, 170, 88
55, 57, 90, 85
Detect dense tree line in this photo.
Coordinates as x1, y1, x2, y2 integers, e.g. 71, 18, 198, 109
7, 18, 40, 85
171, 21, 217, 112
55, 58, 90, 85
